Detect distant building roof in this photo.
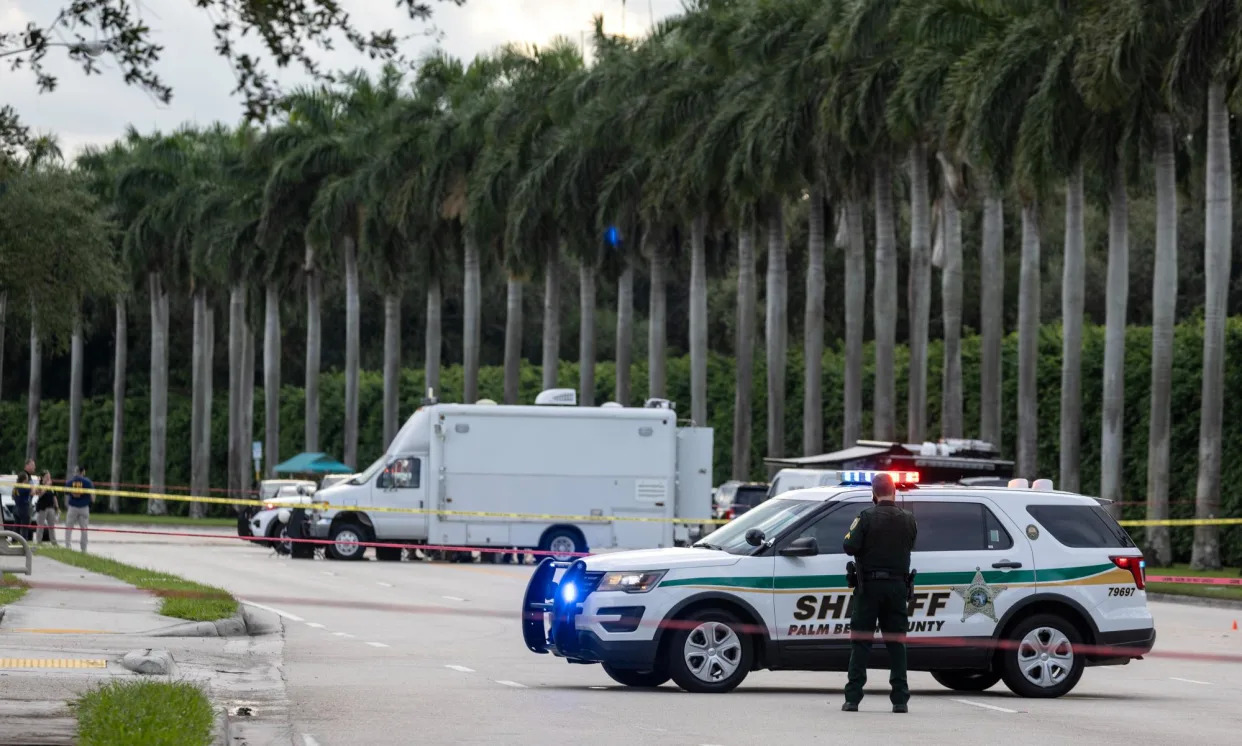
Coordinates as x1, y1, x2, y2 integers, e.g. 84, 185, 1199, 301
273, 452, 353, 475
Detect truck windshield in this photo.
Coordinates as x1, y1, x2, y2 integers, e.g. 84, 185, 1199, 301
696, 498, 822, 555
349, 457, 387, 486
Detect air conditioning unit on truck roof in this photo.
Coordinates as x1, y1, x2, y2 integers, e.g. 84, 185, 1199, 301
300, 390, 714, 562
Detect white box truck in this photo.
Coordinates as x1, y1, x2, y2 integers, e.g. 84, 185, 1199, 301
300, 390, 713, 561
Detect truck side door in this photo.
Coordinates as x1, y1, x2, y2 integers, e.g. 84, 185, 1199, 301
372, 457, 426, 540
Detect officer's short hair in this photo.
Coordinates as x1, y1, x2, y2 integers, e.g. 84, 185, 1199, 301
872, 473, 896, 500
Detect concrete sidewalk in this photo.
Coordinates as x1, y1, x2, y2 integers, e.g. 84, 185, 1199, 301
0, 555, 293, 745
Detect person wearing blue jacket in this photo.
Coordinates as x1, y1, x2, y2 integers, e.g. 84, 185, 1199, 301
11, 459, 36, 541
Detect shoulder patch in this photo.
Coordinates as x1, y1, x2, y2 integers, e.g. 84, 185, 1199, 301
849, 516, 860, 530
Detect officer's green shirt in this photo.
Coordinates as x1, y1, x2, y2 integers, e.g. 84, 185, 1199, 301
842, 501, 917, 575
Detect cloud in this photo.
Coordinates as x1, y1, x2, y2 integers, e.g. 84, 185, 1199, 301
3, 0, 686, 158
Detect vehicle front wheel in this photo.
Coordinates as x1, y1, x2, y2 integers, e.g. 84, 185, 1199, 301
999, 614, 1085, 698
602, 664, 670, 688
326, 522, 368, 561
666, 610, 752, 693
931, 670, 1002, 692
268, 523, 291, 555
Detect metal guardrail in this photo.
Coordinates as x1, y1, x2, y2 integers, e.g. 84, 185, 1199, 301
0, 530, 33, 575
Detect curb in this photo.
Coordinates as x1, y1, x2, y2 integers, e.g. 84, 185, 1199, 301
1148, 592, 1242, 611
140, 604, 283, 638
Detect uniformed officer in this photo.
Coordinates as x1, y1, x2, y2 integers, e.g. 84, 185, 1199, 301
840, 472, 918, 713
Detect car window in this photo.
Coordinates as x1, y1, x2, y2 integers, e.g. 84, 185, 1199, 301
796, 503, 868, 554
378, 458, 421, 489
696, 498, 824, 555
909, 501, 1012, 552
1027, 505, 1135, 548
735, 487, 767, 508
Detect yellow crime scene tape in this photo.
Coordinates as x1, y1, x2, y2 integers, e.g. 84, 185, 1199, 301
4, 482, 1239, 527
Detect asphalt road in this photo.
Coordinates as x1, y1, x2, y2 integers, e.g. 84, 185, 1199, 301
81, 525, 1242, 746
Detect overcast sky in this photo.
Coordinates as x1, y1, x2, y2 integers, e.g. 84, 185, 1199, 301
4, 1, 686, 159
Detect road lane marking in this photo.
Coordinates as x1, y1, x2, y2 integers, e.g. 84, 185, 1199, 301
952, 699, 1017, 714
495, 680, 527, 688
305, 623, 326, 629
377, 582, 393, 587
321, 571, 335, 576
446, 665, 475, 673
365, 642, 390, 648
303, 736, 321, 746
241, 601, 304, 622
333, 632, 354, 638
442, 595, 466, 602
0, 658, 108, 669
1170, 677, 1212, 685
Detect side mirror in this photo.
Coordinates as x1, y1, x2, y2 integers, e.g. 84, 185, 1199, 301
744, 528, 767, 547
779, 536, 819, 557
377, 472, 392, 490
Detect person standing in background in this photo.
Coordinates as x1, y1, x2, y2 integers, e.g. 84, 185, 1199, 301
11, 459, 36, 540
34, 470, 59, 546
64, 465, 93, 552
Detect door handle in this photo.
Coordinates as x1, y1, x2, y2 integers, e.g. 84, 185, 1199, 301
992, 561, 1022, 569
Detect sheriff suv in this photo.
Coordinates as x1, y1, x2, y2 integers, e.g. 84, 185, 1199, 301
522, 472, 1154, 698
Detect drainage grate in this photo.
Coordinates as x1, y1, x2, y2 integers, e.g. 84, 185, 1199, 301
0, 658, 107, 669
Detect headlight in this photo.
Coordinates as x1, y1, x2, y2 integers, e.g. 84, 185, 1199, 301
596, 570, 667, 593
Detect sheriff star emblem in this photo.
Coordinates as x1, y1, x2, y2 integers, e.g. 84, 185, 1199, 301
951, 568, 1007, 623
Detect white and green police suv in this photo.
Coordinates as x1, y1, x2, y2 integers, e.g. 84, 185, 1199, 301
522, 471, 1155, 697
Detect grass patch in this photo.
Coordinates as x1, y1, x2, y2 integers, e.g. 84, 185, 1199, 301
77, 680, 214, 746
38, 547, 237, 621
89, 513, 236, 528
1148, 564, 1242, 602
1, 572, 28, 605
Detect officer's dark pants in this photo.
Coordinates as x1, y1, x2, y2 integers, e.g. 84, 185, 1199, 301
13, 506, 32, 541
844, 580, 909, 706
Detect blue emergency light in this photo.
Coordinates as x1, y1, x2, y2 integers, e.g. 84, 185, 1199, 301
840, 470, 921, 486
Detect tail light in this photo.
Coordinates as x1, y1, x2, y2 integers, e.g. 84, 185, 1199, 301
1111, 555, 1146, 590
723, 508, 735, 520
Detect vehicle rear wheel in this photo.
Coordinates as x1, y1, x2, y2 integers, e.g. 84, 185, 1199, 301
602, 664, 670, 688
666, 609, 752, 693
326, 522, 368, 561
375, 546, 403, 562
539, 529, 585, 561
999, 614, 1085, 698
931, 670, 1002, 692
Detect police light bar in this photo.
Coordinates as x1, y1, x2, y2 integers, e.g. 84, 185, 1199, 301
840, 470, 920, 485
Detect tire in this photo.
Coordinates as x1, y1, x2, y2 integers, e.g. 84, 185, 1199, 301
931, 670, 1002, 692
665, 609, 753, 693
326, 522, 368, 561
539, 529, 585, 560
602, 663, 670, 688
375, 546, 403, 562
267, 523, 291, 556
999, 614, 1085, 698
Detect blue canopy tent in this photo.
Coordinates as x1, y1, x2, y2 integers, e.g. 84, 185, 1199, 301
273, 452, 353, 475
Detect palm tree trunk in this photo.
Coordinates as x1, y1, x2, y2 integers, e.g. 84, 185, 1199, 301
190, 290, 208, 518
263, 284, 281, 479
873, 160, 898, 441
425, 276, 442, 396
1100, 161, 1130, 515
242, 320, 256, 496
304, 268, 321, 452
906, 144, 932, 442
766, 203, 788, 459
67, 315, 84, 476
980, 184, 1005, 447
148, 271, 169, 515
1192, 79, 1232, 570
733, 223, 757, 480
383, 292, 401, 447
1060, 162, 1086, 491
202, 308, 214, 495
648, 239, 668, 400
504, 277, 524, 404
803, 192, 825, 454
1146, 113, 1178, 566
843, 195, 865, 447
1017, 202, 1041, 479
463, 232, 482, 403
578, 261, 597, 406
940, 183, 963, 438
109, 299, 127, 512
25, 318, 40, 461
343, 235, 360, 469
542, 245, 562, 391
615, 261, 634, 405
690, 213, 709, 427
0, 292, 6, 403
228, 283, 246, 500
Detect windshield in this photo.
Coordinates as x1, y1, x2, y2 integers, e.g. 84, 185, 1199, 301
697, 498, 823, 554
349, 456, 387, 486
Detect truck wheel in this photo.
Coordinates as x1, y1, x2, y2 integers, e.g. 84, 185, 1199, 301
666, 609, 752, 693
602, 664, 670, 688
931, 670, 1001, 692
268, 523, 291, 555
327, 522, 368, 561
999, 614, 1085, 698
539, 529, 585, 560
375, 546, 403, 562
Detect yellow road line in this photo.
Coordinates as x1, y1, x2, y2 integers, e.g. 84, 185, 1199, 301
0, 658, 107, 669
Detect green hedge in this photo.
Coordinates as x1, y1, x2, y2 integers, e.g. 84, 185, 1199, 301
3, 317, 1240, 563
